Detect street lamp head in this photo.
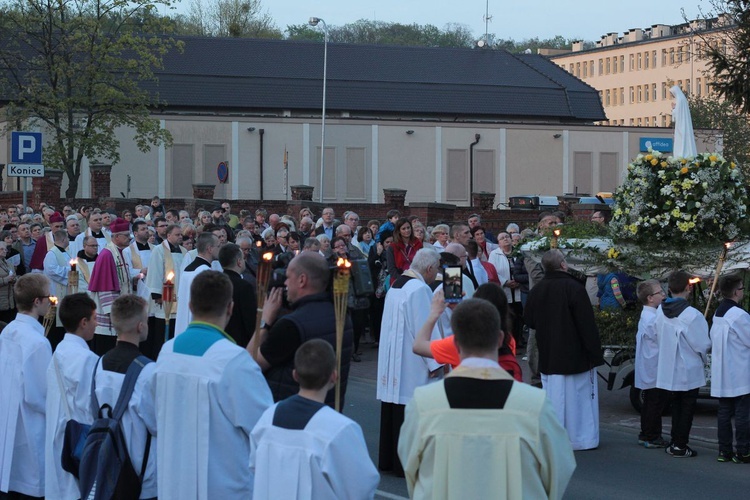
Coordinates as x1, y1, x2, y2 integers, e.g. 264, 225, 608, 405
309, 17, 321, 26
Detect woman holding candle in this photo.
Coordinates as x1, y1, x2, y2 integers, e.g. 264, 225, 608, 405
0, 241, 17, 323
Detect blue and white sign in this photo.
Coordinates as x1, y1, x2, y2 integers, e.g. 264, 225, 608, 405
639, 137, 673, 153
11, 131, 43, 164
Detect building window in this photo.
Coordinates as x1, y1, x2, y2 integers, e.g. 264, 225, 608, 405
653, 116, 657, 126
652, 83, 657, 101
652, 50, 657, 68
644, 84, 649, 102
629, 86, 634, 103
620, 87, 625, 105
590, 60, 595, 75
645, 117, 650, 126
629, 54, 634, 70
606, 89, 611, 106
677, 47, 683, 63
630, 118, 635, 125
612, 88, 617, 105
637, 53, 642, 70
613, 57, 617, 74
669, 48, 675, 65
644, 52, 649, 69
620, 55, 624, 72
569, 63, 574, 73
637, 118, 642, 126
662, 49, 667, 66
598, 58, 603, 74
686, 79, 691, 95
661, 115, 667, 127
606, 58, 611, 74
696, 77, 702, 95
583, 61, 588, 78
637, 86, 642, 102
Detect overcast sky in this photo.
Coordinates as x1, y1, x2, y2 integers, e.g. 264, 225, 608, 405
244, 0, 711, 41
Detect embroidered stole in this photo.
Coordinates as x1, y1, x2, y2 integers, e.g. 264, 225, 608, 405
77, 257, 92, 284
129, 241, 152, 269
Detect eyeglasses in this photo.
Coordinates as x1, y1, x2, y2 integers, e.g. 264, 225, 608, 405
648, 290, 666, 297
36, 295, 53, 302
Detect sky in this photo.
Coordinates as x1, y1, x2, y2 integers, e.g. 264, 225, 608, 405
245, 0, 712, 41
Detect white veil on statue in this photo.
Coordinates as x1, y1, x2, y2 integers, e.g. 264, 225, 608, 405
670, 85, 697, 158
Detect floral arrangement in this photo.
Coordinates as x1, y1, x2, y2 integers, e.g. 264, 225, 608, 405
594, 307, 640, 347
610, 150, 749, 245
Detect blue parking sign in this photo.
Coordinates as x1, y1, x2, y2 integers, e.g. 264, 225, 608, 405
11, 132, 43, 164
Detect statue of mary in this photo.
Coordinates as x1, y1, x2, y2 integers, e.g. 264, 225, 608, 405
670, 85, 697, 158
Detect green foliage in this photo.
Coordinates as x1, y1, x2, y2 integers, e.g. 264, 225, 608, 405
493, 35, 577, 53
701, 1, 750, 114
176, 0, 282, 38
594, 307, 640, 347
688, 93, 750, 171
0, 0, 182, 197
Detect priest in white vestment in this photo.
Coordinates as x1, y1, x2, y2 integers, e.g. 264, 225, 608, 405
74, 235, 99, 294
377, 247, 444, 476
399, 298, 575, 500
175, 233, 220, 335
123, 220, 155, 317
143, 271, 272, 499
73, 211, 110, 256
0, 274, 53, 498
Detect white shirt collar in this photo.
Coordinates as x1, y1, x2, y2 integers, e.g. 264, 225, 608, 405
15, 312, 45, 335
460, 357, 501, 369
62, 333, 91, 349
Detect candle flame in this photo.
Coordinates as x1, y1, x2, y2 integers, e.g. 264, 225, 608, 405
69, 259, 76, 266
256, 240, 262, 247
553, 229, 561, 237
336, 258, 352, 268
725, 241, 733, 249
263, 252, 274, 261
49, 296, 58, 305
166, 271, 175, 282
689, 277, 701, 284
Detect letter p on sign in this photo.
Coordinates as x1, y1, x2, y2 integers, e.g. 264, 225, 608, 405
11, 131, 43, 164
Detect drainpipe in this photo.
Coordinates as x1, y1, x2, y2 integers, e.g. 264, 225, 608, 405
259, 129, 265, 200
469, 133, 481, 197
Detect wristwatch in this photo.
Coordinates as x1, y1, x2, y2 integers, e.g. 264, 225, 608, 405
260, 320, 274, 330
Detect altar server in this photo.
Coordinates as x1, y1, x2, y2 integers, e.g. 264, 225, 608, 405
250, 339, 379, 499
0, 274, 53, 498
174, 232, 219, 335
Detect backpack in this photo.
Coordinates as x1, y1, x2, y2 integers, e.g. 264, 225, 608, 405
78, 355, 153, 500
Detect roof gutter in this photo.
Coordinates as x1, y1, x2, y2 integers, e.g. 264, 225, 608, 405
469, 133, 480, 197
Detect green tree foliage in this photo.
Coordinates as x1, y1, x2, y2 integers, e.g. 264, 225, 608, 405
0, 0, 182, 197
288, 19, 475, 48
701, 1, 750, 113
493, 35, 577, 53
688, 93, 750, 170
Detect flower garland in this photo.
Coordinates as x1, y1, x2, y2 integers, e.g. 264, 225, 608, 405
610, 151, 748, 245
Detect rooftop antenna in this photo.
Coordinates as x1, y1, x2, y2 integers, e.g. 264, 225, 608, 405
483, 0, 493, 44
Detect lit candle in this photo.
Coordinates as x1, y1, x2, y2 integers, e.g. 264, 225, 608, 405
69, 259, 77, 272
162, 271, 175, 303
333, 258, 352, 412
551, 228, 561, 249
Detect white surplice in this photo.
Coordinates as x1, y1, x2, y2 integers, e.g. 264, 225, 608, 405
542, 370, 600, 451
250, 400, 379, 499
655, 304, 710, 392
174, 259, 211, 336
180, 249, 223, 273
94, 359, 158, 499
44, 334, 98, 500
144, 333, 272, 499
377, 274, 443, 405
0, 313, 52, 497
635, 305, 659, 390
123, 242, 153, 311
145, 243, 185, 320
710, 305, 750, 398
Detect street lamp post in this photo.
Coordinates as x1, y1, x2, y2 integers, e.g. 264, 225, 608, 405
309, 16, 328, 203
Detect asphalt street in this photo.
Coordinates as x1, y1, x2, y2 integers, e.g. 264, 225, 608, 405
345, 345, 747, 499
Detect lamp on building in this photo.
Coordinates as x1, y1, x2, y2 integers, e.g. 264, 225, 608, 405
247, 127, 256, 132
406, 130, 415, 135
553, 133, 562, 139
309, 16, 329, 203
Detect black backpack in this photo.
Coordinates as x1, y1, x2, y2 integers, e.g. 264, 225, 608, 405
78, 355, 153, 500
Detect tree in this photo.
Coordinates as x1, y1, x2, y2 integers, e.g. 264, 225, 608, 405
699, 1, 750, 113
182, 0, 281, 38
0, 0, 181, 197
689, 93, 750, 170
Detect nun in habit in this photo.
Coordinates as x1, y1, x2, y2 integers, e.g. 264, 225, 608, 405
670, 85, 697, 159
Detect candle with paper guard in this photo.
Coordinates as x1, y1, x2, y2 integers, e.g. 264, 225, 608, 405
333, 258, 352, 412
254, 252, 276, 335
551, 228, 561, 249
162, 271, 175, 303
43, 296, 59, 337
68, 259, 79, 294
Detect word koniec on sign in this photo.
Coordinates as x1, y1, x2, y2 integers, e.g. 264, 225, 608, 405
7, 164, 45, 177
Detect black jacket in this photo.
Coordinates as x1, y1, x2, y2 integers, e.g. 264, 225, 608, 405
223, 269, 257, 348
524, 270, 603, 375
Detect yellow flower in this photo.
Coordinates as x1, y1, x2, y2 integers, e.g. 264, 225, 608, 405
709, 155, 717, 162
681, 159, 687, 165
645, 154, 653, 161
650, 159, 658, 166
661, 161, 668, 167
680, 167, 688, 174
607, 248, 620, 259
731, 162, 737, 169
671, 208, 681, 218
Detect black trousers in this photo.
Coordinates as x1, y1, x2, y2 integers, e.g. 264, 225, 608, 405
670, 388, 699, 447
139, 317, 175, 360
350, 308, 368, 353
0, 492, 43, 499
369, 296, 385, 343
639, 388, 670, 442
378, 402, 405, 477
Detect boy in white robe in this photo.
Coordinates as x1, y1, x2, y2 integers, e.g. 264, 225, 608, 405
44, 293, 99, 499
250, 339, 379, 499
0, 274, 53, 498
655, 270, 710, 458
144, 271, 272, 499
93, 294, 157, 498
710, 273, 750, 463
174, 233, 219, 336
634, 279, 670, 448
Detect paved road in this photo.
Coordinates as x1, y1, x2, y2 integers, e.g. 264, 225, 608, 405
345, 344, 738, 499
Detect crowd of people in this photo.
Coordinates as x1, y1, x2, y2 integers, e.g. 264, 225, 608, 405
5, 195, 725, 499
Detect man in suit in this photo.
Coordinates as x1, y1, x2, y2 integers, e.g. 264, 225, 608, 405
220, 243, 257, 348
314, 207, 339, 239
398, 298, 575, 500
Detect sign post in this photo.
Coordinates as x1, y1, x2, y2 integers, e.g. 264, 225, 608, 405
8, 132, 44, 212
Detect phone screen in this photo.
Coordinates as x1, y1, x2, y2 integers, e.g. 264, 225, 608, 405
443, 265, 463, 303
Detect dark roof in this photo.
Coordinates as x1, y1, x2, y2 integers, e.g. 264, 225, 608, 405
151, 37, 605, 123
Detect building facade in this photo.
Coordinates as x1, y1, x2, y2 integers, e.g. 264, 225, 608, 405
549, 15, 734, 127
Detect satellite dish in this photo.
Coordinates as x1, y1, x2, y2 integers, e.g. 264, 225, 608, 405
524, 49, 532, 54
476, 40, 486, 48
